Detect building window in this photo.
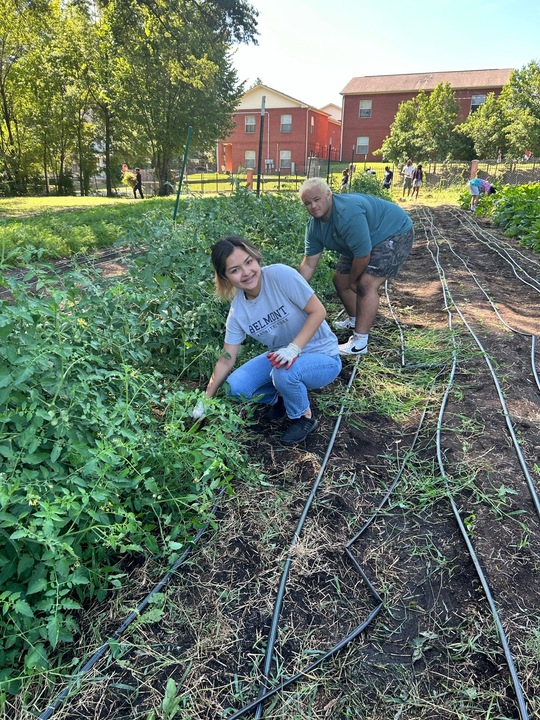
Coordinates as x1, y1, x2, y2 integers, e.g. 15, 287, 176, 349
356, 136, 369, 155
279, 150, 291, 169
359, 100, 372, 118
244, 150, 256, 168
310, 116, 315, 134
280, 114, 292, 133
245, 115, 256, 133
470, 95, 486, 113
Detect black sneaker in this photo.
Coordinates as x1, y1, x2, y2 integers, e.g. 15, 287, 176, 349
280, 415, 318, 445
266, 396, 287, 422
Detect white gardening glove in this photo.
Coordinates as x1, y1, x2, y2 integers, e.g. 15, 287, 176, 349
267, 342, 301, 369
192, 396, 210, 421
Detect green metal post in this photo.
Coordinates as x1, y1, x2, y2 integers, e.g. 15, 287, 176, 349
173, 125, 193, 224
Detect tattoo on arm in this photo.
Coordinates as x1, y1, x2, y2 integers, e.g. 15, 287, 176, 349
221, 351, 232, 360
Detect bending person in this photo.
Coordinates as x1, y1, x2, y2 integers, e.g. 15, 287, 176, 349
298, 178, 414, 356
194, 236, 342, 445
468, 177, 496, 211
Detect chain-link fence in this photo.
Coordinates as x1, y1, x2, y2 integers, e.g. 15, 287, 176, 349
85, 158, 540, 199
421, 159, 540, 189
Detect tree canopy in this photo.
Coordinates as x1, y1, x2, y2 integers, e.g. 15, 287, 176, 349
0, 0, 259, 195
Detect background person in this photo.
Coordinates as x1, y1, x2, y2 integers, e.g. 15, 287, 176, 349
193, 236, 342, 445
133, 168, 144, 199
298, 178, 414, 356
411, 164, 423, 199
468, 177, 496, 210
400, 158, 416, 199
382, 166, 394, 190
340, 168, 350, 193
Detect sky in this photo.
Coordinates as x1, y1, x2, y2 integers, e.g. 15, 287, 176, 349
231, 0, 540, 109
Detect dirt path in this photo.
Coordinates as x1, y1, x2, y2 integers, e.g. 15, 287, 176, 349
27, 206, 540, 720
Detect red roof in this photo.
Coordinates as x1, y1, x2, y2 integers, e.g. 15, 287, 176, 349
341, 68, 513, 95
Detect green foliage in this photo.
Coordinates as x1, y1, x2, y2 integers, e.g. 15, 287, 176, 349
0, 0, 259, 196
0, 189, 324, 687
501, 61, 540, 157
379, 63, 540, 162
491, 183, 540, 252
415, 84, 461, 161
0, 199, 169, 263
458, 182, 540, 252
378, 83, 463, 163
458, 93, 509, 159
348, 173, 390, 199
0, 184, 537, 694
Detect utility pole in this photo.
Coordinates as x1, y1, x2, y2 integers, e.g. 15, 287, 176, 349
256, 96, 266, 197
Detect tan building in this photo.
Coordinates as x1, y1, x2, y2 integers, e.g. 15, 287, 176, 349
340, 68, 513, 163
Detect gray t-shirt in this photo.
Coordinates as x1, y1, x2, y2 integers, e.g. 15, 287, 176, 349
225, 264, 339, 356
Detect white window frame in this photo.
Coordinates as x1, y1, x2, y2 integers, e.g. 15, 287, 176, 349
279, 150, 291, 169
470, 95, 486, 113
310, 116, 315, 134
245, 115, 256, 133
356, 136, 369, 155
244, 150, 256, 169
280, 114, 292, 133
359, 100, 372, 118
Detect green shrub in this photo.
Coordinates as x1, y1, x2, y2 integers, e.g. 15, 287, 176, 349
458, 182, 540, 253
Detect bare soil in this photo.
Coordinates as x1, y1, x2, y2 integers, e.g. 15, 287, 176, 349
25, 206, 540, 720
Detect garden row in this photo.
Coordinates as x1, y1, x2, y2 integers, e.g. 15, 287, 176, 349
0, 190, 326, 689
0, 181, 538, 692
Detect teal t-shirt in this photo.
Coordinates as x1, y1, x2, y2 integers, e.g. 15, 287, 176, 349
304, 192, 413, 258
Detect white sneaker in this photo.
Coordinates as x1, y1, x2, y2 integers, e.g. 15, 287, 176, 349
333, 317, 355, 330
338, 336, 368, 356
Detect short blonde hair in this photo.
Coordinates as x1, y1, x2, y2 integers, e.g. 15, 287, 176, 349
211, 236, 263, 301
298, 177, 332, 199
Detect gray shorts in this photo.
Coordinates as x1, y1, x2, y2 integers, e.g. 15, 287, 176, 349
403, 176, 414, 190
335, 226, 414, 278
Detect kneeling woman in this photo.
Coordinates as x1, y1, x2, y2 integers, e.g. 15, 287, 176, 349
196, 236, 342, 445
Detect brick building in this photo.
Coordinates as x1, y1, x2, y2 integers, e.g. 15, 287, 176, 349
217, 85, 341, 175
340, 68, 513, 163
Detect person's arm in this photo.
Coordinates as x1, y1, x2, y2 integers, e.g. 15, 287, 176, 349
293, 294, 327, 348
204, 342, 240, 398
298, 253, 322, 282
267, 293, 327, 369
348, 255, 371, 292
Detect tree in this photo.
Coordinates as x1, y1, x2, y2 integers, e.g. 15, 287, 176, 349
0, 0, 52, 193
378, 83, 468, 163
376, 96, 421, 164
501, 60, 540, 158
112, 0, 258, 194
414, 83, 461, 161
457, 92, 509, 160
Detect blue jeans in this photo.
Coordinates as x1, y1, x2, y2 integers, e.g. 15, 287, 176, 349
226, 351, 342, 420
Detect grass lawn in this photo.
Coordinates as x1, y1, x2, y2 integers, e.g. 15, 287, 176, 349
0, 194, 158, 218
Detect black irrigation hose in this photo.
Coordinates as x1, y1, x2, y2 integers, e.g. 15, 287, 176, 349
249, 361, 364, 720
418, 204, 540, 418
227, 357, 437, 718
423, 206, 540, 515
415, 208, 540, 394
424, 215, 530, 720
34, 212, 538, 717
532, 336, 540, 393
450, 208, 540, 292
384, 280, 446, 371
227, 404, 427, 720
37, 489, 224, 720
